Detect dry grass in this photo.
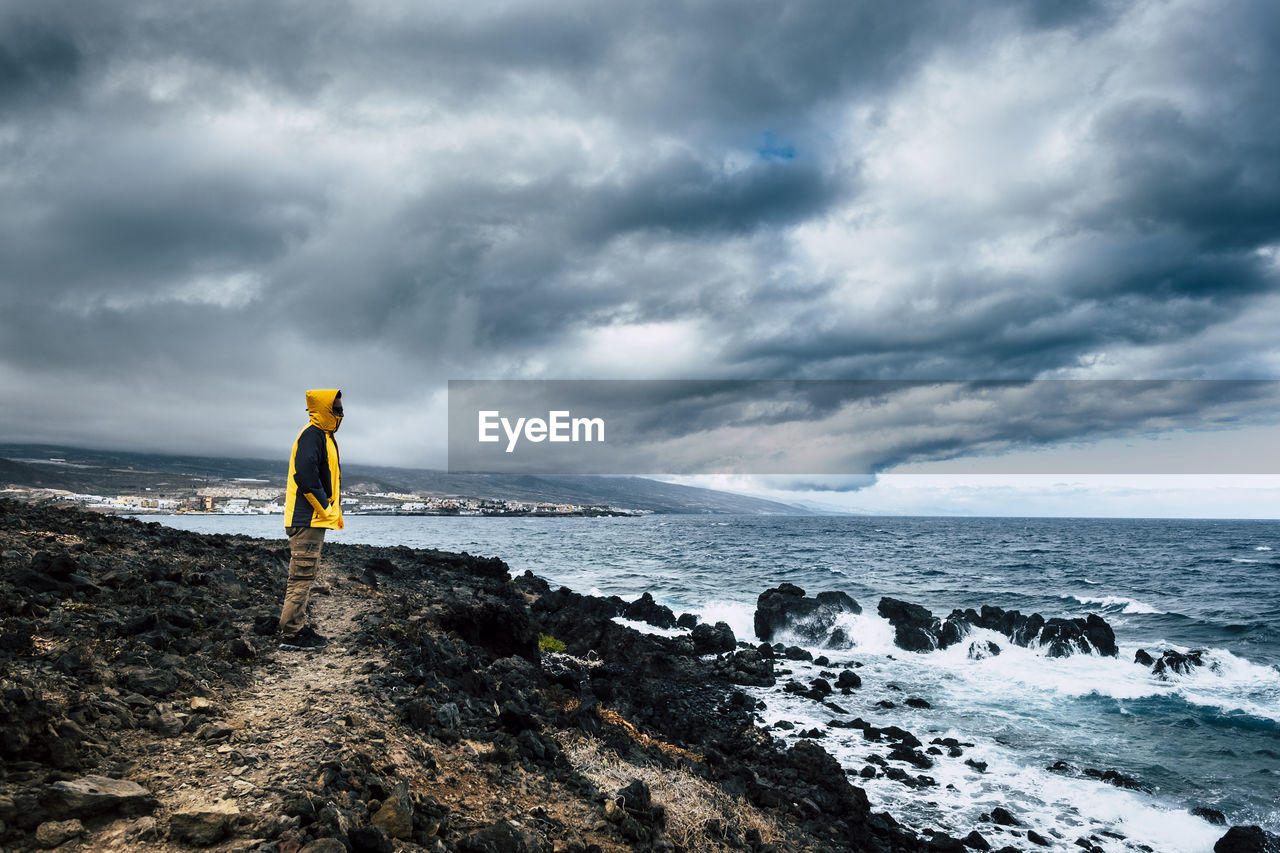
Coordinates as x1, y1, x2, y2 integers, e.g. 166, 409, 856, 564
597, 708, 705, 763
555, 730, 784, 851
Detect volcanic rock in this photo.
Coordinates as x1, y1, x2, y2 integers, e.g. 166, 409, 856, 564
371, 780, 414, 840
35, 819, 85, 848
457, 820, 546, 853
968, 640, 1001, 659
692, 620, 736, 655
623, 592, 677, 629
1214, 825, 1280, 853
754, 584, 860, 643
169, 800, 239, 845
836, 669, 862, 689
50, 775, 157, 818
877, 598, 942, 652
1194, 807, 1228, 826
989, 807, 1019, 826
1151, 648, 1208, 679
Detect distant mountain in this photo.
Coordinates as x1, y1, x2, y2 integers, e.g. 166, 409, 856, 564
0, 444, 807, 515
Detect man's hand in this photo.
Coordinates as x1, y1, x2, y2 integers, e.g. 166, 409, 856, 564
303, 492, 335, 521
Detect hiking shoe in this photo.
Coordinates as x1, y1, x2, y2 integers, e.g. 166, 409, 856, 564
279, 626, 329, 651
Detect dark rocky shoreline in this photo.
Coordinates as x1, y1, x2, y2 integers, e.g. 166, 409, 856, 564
1, 500, 1274, 853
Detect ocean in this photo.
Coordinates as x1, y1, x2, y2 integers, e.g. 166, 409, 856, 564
153, 513, 1280, 852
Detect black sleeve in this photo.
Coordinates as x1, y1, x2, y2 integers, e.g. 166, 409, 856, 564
292, 428, 330, 505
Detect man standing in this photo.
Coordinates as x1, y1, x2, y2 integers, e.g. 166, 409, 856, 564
278, 389, 344, 651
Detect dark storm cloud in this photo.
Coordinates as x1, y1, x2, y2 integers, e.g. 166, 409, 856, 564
1, 0, 1277, 470
0, 168, 323, 306
269, 147, 843, 357
1087, 97, 1280, 255
587, 155, 842, 238
0, 14, 82, 108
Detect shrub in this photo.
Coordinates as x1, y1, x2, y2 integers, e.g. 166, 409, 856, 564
538, 633, 567, 654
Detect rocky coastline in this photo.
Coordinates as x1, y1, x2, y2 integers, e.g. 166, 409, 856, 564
0, 500, 1274, 853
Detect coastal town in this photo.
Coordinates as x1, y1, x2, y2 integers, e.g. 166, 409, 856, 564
0, 483, 644, 517
0, 458, 645, 517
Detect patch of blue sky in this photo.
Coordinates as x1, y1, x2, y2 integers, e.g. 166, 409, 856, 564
756, 131, 796, 161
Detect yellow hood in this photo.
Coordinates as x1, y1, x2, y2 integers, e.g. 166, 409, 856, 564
306, 389, 343, 432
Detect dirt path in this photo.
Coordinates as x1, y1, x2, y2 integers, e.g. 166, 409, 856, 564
97, 579, 408, 850
68, 570, 610, 852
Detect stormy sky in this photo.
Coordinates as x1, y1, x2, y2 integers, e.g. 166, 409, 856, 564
2, 0, 1279, 512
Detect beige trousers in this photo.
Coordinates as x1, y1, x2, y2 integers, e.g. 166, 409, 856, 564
279, 526, 326, 635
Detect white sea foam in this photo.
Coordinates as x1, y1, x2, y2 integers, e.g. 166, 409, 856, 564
1068, 594, 1164, 615
1128, 643, 1280, 723
1255, 545, 1273, 551
694, 600, 757, 643
609, 617, 687, 638
753, 670, 1225, 853
911, 630, 1280, 723
1232, 557, 1261, 563
772, 610, 900, 655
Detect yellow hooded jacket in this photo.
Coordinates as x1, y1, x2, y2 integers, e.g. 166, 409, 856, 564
284, 389, 344, 530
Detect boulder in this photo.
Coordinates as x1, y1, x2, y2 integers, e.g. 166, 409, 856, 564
754, 584, 860, 643
623, 593, 677, 629
617, 779, 652, 815
1214, 825, 1280, 853
457, 820, 545, 853
1152, 649, 1208, 679
119, 666, 178, 697
50, 775, 157, 818
878, 598, 940, 652
1082, 613, 1119, 657
371, 780, 413, 840
836, 670, 862, 689
436, 702, 462, 735
438, 588, 538, 661
1083, 767, 1146, 791
168, 800, 240, 846
35, 819, 85, 848
783, 645, 813, 661
1194, 807, 1228, 826
989, 807, 1019, 826
691, 621, 736, 655
968, 640, 1001, 660
728, 648, 773, 685
1041, 617, 1097, 657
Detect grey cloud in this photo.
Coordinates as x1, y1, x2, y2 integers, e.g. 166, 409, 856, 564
274, 149, 844, 354
585, 156, 844, 238
1, 0, 1277, 470
0, 14, 82, 108
1087, 98, 1280, 255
